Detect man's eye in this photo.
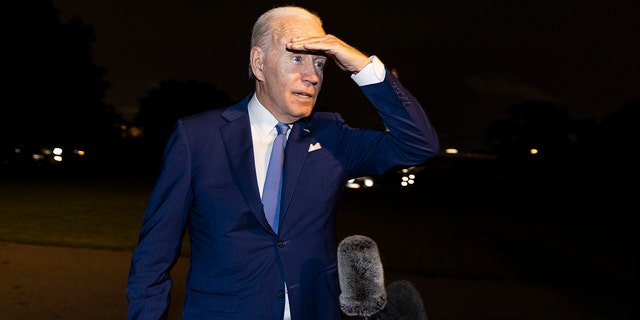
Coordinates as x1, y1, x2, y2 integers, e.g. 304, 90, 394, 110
293, 56, 303, 62
315, 60, 326, 69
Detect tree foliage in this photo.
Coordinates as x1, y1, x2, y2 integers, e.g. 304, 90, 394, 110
5, 0, 119, 156
134, 79, 232, 160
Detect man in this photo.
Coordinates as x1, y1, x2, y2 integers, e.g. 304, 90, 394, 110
126, 5, 439, 320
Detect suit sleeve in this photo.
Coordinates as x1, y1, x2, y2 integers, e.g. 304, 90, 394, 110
126, 121, 193, 320
342, 68, 440, 177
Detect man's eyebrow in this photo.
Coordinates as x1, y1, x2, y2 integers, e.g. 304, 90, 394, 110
287, 48, 327, 57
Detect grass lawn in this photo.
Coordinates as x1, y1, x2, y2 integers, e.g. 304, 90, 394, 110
0, 169, 505, 278
1, 168, 635, 320
0, 173, 151, 250
1, 169, 636, 285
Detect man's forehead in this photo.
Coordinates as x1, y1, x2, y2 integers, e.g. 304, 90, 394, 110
276, 18, 325, 37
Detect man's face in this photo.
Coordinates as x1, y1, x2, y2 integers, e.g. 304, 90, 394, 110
256, 18, 327, 124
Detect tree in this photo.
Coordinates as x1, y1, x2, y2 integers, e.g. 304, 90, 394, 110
5, 0, 118, 162
134, 79, 232, 165
484, 100, 575, 161
588, 99, 639, 189
482, 100, 580, 202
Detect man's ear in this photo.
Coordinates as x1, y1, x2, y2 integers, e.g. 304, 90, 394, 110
250, 47, 265, 81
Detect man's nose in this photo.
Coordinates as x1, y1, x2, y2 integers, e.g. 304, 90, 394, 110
301, 63, 320, 85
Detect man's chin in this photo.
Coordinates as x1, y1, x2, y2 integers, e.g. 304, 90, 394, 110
294, 106, 314, 117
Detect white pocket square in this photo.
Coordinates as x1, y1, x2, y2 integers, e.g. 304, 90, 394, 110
308, 142, 322, 152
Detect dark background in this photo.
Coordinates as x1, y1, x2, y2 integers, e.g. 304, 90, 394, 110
43, 0, 640, 150
5, 0, 638, 203
2, 1, 638, 319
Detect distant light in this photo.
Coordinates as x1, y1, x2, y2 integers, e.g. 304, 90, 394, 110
53, 147, 63, 155
445, 148, 458, 154
53, 155, 63, 162
75, 149, 85, 156
14, 148, 21, 154
530, 149, 538, 155
401, 173, 415, 187
128, 126, 143, 138
345, 177, 375, 189
346, 182, 361, 189
363, 178, 374, 187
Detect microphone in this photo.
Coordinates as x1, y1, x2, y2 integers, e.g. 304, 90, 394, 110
337, 235, 387, 318
373, 280, 428, 320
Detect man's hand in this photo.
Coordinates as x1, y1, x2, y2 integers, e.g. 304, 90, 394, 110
286, 35, 371, 74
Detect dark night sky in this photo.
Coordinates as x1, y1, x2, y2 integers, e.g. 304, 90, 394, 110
51, 0, 639, 150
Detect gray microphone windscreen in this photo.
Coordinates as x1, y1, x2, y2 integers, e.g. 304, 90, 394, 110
337, 235, 387, 317
374, 280, 428, 320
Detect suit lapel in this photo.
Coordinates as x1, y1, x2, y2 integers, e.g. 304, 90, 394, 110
219, 101, 316, 234
220, 108, 271, 230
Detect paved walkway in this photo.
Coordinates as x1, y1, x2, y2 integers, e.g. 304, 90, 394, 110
1, 241, 627, 320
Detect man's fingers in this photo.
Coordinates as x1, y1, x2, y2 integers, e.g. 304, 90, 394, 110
286, 35, 369, 73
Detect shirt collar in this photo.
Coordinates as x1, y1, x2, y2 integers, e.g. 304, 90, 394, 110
248, 94, 291, 140
248, 94, 280, 140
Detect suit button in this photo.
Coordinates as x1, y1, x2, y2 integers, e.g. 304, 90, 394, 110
278, 289, 285, 298
277, 240, 285, 248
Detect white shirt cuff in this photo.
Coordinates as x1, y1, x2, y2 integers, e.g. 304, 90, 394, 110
351, 55, 386, 86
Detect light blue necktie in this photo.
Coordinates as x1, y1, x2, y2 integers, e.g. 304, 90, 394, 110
262, 122, 289, 233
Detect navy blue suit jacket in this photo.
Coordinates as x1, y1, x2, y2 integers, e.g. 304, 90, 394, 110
126, 69, 439, 319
